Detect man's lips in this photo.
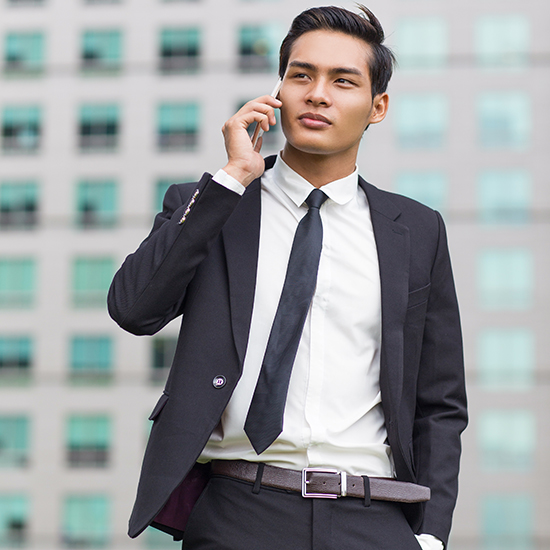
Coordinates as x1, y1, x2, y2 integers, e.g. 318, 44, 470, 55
298, 112, 331, 128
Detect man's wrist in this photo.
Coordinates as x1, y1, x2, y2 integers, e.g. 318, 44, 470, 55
213, 169, 246, 196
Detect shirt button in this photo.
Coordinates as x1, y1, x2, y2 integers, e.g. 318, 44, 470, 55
212, 375, 226, 389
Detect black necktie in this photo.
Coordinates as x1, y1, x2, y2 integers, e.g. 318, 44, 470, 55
244, 188, 328, 454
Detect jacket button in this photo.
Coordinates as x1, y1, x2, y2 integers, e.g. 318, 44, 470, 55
212, 375, 226, 388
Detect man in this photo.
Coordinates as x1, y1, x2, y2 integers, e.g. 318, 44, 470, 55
108, 5, 467, 550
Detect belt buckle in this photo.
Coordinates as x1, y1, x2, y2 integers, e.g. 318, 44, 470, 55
301, 468, 347, 499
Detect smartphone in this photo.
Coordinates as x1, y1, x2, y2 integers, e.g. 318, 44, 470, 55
251, 78, 283, 147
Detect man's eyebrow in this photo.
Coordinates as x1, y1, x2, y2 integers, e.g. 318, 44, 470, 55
287, 60, 364, 77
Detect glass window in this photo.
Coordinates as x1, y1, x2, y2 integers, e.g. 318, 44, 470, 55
0, 180, 38, 229
394, 94, 448, 148
482, 494, 533, 550
67, 415, 110, 467
157, 103, 199, 151
151, 337, 177, 383
0, 416, 29, 467
70, 336, 112, 383
477, 248, 532, 310
155, 178, 180, 213
81, 30, 121, 71
0, 258, 35, 308
238, 25, 280, 72
478, 410, 535, 471
477, 328, 534, 390
478, 92, 530, 149
0, 495, 28, 547
62, 495, 109, 548
476, 15, 529, 69
1, 105, 41, 153
79, 104, 119, 152
4, 32, 44, 73
159, 28, 200, 73
0, 336, 32, 375
395, 172, 447, 211
478, 170, 531, 224
144, 526, 182, 549
395, 17, 448, 69
72, 257, 113, 308
76, 180, 117, 228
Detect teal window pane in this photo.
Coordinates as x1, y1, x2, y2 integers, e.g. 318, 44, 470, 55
238, 24, 281, 72
395, 172, 447, 211
0, 495, 28, 547
478, 92, 530, 149
144, 526, 182, 549
63, 495, 109, 548
81, 30, 122, 69
477, 249, 532, 310
478, 170, 531, 224
151, 337, 177, 383
160, 28, 200, 72
157, 103, 199, 151
478, 410, 535, 471
4, 32, 44, 72
0, 258, 35, 308
476, 16, 530, 69
0, 336, 32, 371
1, 105, 41, 153
79, 104, 119, 151
395, 17, 448, 69
70, 336, 112, 377
0, 416, 29, 467
72, 258, 114, 308
394, 94, 448, 148
155, 178, 191, 212
482, 494, 533, 550
478, 328, 534, 390
0, 180, 38, 228
76, 180, 117, 228
67, 415, 110, 467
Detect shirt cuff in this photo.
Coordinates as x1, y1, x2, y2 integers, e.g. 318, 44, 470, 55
213, 169, 246, 196
415, 534, 444, 550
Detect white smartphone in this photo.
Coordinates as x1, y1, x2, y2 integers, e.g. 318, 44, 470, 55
251, 78, 283, 147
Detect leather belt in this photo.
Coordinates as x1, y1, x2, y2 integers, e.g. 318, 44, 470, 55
211, 460, 430, 503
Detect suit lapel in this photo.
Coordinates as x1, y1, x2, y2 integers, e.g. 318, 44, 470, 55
359, 177, 410, 414
222, 179, 261, 365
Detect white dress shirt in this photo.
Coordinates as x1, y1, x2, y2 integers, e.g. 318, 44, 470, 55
198, 154, 443, 550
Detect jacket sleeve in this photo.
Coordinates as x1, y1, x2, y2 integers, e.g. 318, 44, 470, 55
108, 173, 242, 336
414, 211, 468, 545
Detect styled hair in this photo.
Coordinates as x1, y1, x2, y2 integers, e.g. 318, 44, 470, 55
278, 5, 395, 97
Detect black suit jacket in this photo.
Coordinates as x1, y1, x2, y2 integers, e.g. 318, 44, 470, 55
108, 156, 467, 545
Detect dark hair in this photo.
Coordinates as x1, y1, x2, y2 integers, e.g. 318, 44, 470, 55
278, 5, 395, 97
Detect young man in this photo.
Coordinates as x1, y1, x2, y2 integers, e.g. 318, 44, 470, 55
109, 6, 467, 549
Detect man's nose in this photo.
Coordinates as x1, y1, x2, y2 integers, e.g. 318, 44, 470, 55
305, 79, 331, 106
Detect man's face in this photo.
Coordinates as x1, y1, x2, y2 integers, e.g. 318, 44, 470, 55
279, 30, 388, 159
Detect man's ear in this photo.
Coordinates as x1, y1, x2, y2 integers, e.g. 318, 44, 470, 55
369, 93, 389, 125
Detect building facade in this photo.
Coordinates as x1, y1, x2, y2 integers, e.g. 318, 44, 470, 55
0, 0, 548, 548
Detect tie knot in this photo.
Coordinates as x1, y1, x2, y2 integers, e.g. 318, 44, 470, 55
305, 188, 328, 210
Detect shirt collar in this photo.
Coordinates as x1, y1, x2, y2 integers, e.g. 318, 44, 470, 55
271, 153, 359, 207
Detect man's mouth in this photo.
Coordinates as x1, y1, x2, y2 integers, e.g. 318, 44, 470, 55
298, 112, 332, 128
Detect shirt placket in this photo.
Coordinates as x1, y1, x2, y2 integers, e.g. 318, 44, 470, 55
304, 206, 331, 463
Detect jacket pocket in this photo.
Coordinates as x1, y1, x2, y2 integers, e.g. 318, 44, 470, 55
407, 283, 431, 309
148, 392, 169, 421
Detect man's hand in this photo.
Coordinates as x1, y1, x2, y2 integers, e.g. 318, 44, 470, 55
222, 95, 282, 187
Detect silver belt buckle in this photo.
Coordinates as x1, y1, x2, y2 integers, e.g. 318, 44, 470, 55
301, 468, 347, 499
